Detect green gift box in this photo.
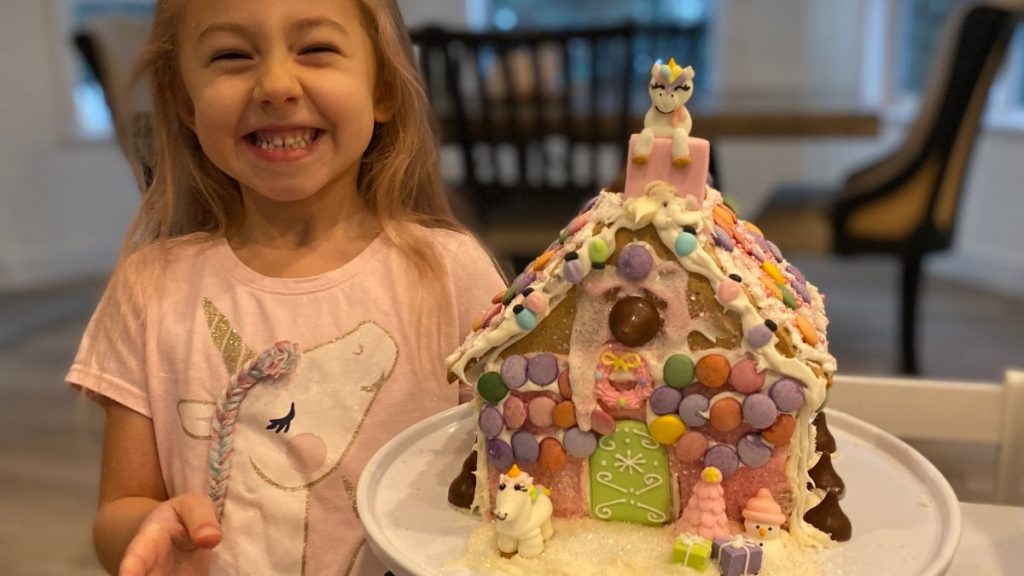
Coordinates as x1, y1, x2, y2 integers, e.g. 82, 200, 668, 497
672, 533, 713, 570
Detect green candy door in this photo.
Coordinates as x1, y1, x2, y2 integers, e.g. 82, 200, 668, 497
589, 420, 673, 525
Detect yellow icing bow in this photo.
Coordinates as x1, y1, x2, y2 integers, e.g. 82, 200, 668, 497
600, 351, 643, 372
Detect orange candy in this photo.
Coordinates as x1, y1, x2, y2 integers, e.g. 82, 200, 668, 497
696, 354, 731, 388
552, 401, 577, 429
795, 315, 820, 346
531, 250, 556, 272
539, 437, 566, 470
763, 414, 796, 446
761, 274, 783, 300
709, 398, 742, 432
557, 369, 573, 400
713, 204, 737, 231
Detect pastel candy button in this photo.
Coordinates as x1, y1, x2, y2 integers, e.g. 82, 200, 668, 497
678, 394, 709, 427
552, 400, 577, 429
649, 415, 686, 445
563, 259, 585, 284
503, 395, 527, 429
737, 434, 772, 468
742, 393, 779, 429
477, 372, 508, 404
763, 414, 796, 446
563, 427, 598, 458
500, 355, 528, 389
663, 354, 695, 388
650, 386, 683, 415
675, 232, 698, 256
674, 431, 708, 462
717, 278, 742, 304
539, 437, 567, 470
486, 438, 514, 471
557, 369, 573, 399
527, 354, 559, 385
513, 271, 537, 294
514, 306, 537, 331
709, 397, 742, 432
729, 358, 765, 394
713, 226, 734, 252
591, 409, 616, 436
696, 354, 731, 388
478, 406, 504, 438
528, 396, 557, 427
511, 431, 539, 463
769, 378, 806, 413
525, 290, 549, 315
588, 237, 610, 264
703, 444, 739, 478
747, 324, 773, 348
618, 243, 654, 281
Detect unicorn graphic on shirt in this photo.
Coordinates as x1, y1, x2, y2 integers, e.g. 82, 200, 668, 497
179, 299, 398, 575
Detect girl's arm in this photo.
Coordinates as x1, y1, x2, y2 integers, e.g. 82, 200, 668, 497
94, 399, 221, 575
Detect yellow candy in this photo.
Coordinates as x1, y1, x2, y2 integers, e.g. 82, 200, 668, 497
650, 415, 686, 445
762, 261, 786, 285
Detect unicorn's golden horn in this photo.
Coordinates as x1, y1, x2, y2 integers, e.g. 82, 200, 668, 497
203, 297, 254, 373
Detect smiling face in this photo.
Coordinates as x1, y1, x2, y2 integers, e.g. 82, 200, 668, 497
177, 0, 384, 204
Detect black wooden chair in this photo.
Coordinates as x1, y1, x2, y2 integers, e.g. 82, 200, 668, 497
755, 4, 1020, 374
411, 23, 706, 268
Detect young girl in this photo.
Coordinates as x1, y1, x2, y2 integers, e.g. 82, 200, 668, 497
67, 1, 505, 574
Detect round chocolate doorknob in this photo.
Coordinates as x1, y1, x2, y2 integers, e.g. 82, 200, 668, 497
609, 296, 662, 347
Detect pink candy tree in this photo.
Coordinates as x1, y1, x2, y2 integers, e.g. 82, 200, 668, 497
677, 466, 730, 539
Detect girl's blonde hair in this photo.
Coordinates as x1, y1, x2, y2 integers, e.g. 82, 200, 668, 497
125, 0, 461, 271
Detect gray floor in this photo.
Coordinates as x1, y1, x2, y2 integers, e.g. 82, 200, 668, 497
1, 257, 1022, 575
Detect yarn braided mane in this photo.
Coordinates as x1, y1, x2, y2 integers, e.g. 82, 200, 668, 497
208, 341, 301, 519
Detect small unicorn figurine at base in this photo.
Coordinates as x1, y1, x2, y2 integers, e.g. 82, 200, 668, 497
494, 464, 554, 559
632, 58, 695, 168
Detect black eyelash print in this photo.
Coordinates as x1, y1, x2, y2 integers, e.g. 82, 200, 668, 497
267, 402, 296, 433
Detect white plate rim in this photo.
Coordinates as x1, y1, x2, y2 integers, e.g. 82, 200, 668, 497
359, 404, 963, 576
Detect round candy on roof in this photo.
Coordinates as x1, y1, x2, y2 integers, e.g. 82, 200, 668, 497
539, 437, 567, 470
675, 231, 698, 256
500, 355, 528, 389
588, 237, 610, 264
618, 243, 654, 281
675, 431, 708, 462
527, 354, 559, 385
503, 395, 527, 429
514, 306, 537, 331
650, 386, 683, 415
478, 406, 504, 438
511, 431, 540, 463
528, 396, 557, 428
696, 354, 731, 388
717, 277, 742, 304
487, 438, 514, 471
709, 397, 742, 432
663, 354, 695, 388
704, 444, 740, 477
564, 259, 585, 284
769, 378, 806, 413
525, 290, 549, 315
747, 324, 773, 348
563, 427, 598, 458
478, 372, 508, 404
729, 357, 765, 394
742, 393, 778, 429
678, 393, 710, 427
737, 434, 773, 468
650, 414, 686, 445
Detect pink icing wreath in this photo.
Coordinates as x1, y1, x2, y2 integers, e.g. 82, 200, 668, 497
593, 348, 654, 411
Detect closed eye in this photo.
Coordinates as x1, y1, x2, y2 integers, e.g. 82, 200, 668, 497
650, 82, 666, 91
211, 51, 251, 63
266, 402, 296, 434
299, 44, 340, 56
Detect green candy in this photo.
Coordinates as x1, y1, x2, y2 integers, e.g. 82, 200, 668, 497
477, 372, 508, 403
501, 285, 517, 306
781, 285, 798, 309
588, 237, 610, 263
663, 354, 695, 388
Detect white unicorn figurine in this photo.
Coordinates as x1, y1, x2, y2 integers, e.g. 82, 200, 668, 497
493, 464, 554, 559
632, 58, 695, 168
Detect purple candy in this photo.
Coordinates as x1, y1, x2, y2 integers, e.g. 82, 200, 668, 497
750, 244, 766, 263
769, 378, 806, 413
753, 233, 773, 255
767, 240, 783, 261
500, 355, 528, 389
487, 438, 514, 471
511, 431, 539, 463
563, 427, 598, 458
747, 324, 773, 348
791, 280, 812, 304
618, 244, 654, 282
737, 434, 773, 468
563, 259, 585, 284
527, 354, 559, 385
650, 386, 683, 415
742, 393, 779, 429
704, 444, 740, 477
478, 406, 505, 438
678, 394, 710, 426
713, 225, 735, 252
513, 271, 537, 294
786, 263, 806, 283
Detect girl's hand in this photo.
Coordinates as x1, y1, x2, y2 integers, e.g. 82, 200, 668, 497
119, 493, 222, 576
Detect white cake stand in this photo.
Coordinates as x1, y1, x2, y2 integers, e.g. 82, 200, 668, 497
357, 404, 961, 576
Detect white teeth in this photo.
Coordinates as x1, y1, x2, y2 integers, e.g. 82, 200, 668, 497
251, 129, 318, 150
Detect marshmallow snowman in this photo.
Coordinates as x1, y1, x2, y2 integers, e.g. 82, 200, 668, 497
742, 488, 787, 553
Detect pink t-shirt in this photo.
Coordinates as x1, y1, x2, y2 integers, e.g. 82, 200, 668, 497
67, 226, 505, 575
